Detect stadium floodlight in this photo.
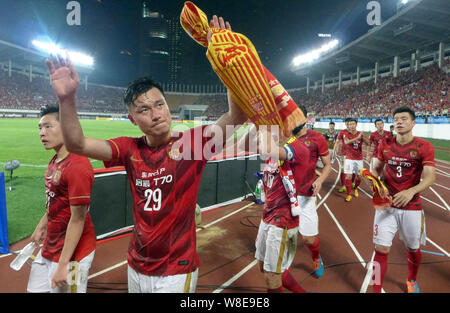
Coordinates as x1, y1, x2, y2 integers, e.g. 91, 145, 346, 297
31, 40, 94, 67
293, 39, 339, 67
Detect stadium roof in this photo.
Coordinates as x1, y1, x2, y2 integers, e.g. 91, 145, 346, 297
0, 39, 94, 75
293, 0, 450, 79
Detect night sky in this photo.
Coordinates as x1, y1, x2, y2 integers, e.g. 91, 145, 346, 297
0, 0, 397, 88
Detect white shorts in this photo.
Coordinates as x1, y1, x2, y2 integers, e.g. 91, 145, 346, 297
297, 196, 319, 237
255, 221, 298, 273
373, 208, 426, 250
127, 266, 198, 293
344, 159, 364, 175
370, 157, 379, 173
27, 250, 95, 293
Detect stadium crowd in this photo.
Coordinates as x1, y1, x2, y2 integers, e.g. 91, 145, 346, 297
289, 62, 449, 119
1, 60, 448, 119
0, 71, 125, 114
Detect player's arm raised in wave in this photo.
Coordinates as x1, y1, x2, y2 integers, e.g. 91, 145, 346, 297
46, 56, 113, 161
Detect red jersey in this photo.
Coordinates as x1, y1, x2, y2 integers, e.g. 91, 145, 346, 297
343, 131, 366, 160
288, 130, 329, 196
104, 126, 217, 276
337, 129, 348, 156
262, 159, 299, 229
369, 130, 392, 157
42, 153, 96, 262
378, 137, 435, 211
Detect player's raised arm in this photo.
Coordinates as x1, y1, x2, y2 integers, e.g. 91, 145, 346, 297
46, 56, 113, 161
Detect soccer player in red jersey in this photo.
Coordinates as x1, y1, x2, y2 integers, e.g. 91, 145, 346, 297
27, 105, 96, 293
342, 119, 369, 202
45, 16, 248, 293
287, 105, 331, 278
247, 127, 309, 293
367, 119, 392, 173
334, 118, 354, 192
370, 106, 435, 293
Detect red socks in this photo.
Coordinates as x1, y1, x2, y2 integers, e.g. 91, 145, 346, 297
281, 269, 306, 293
407, 250, 422, 282
345, 178, 353, 196
267, 285, 284, 293
372, 250, 388, 293
307, 237, 321, 260
354, 177, 362, 189
340, 172, 346, 186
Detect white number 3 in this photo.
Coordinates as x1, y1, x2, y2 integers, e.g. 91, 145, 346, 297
396, 166, 402, 178
144, 188, 162, 211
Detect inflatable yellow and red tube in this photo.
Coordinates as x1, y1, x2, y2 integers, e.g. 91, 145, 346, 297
180, 1, 306, 137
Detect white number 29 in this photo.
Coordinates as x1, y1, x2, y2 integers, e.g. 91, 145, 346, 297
144, 188, 162, 211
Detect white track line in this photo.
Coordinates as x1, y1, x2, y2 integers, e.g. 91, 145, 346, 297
197, 202, 254, 232
427, 187, 450, 211
212, 260, 258, 293
88, 261, 128, 280
436, 163, 450, 170
360, 251, 375, 293
426, 238, 450, 258
434, 183, 450, 191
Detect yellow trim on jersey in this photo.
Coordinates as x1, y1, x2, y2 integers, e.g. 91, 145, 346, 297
279, 136, 297, 167
276, 228, 288, 274
184, 272, 192, 293
109, 139, 120, 160
69, 196, 90, 200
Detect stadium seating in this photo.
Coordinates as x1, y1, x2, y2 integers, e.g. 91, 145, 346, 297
1, 60, 448, 119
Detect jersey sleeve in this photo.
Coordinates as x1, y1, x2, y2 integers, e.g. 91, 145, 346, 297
421, 141, 435, 167
104, 137, 132, 168
65, 158, 94, 206
317, 134, 330, 157
286, 140, 310, 165
337, 131, 344, 140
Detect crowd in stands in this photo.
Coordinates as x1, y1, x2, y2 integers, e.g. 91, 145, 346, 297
1, 60, 448, 120
289, 61, 449, 119
0, 71, 126, 114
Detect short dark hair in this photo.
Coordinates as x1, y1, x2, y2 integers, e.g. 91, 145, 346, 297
298, 104, 308, 117
123, 77, 164, 110
344, 117, 352, 123
348, 118, 358, 124
40, 104, 59, 119
393, 106, 416, 120
374, 118, 383, 125
292, 123, 306, 136
329, 121, 335, 126
390, 125, 394, 129
292, 104, 308, 135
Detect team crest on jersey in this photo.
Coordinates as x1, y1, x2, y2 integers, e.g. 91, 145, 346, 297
303, 139, 311, 147
52, 170, 62, 185
168, 147, 182, 161
410, 150, 419, 159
